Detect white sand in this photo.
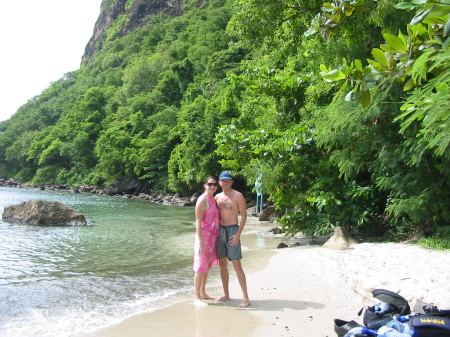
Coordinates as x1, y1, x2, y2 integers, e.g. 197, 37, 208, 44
245, 242, 450, 337
75, 220, 450, 337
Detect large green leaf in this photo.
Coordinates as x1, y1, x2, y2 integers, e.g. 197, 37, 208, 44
371, 48, 389, 68
445, 18, 450, 36
425, 5, 450, 19
411, 6, 433, 25
321, 69, 346, 81
360, 90, 371, 108
383, 33, 408, 54
394, 2, 417, 10
403, 78, 416, 91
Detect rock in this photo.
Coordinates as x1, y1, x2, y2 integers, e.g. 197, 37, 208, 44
79, 184, 95, 193
84, 0, 183, 62
322, 226, 358, 250
277, 242, 289, 249
409, 231, 425, 241
0, 178, 22, 187
247, 206, 257, 216
137, 193, 150, 200
2, 199, 87, 226
103, 178, 149, 196
187, 194, 198, 206
294, 232, 307, 239
259, 206, 284, 222
272, 227, 283, 234
307, 239, 321, 246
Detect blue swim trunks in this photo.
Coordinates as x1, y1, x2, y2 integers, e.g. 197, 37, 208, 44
216, 225, 242, 261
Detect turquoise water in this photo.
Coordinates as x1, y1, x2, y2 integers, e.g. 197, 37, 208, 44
0, 187, 198, 337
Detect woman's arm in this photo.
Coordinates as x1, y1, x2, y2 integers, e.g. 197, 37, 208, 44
195, 196, 207, 254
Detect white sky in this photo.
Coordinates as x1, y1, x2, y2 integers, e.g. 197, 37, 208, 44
0, 0, 103, 122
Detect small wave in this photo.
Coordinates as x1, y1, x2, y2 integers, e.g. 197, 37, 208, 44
1, 287, 193, 337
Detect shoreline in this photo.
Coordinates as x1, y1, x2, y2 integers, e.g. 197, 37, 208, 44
0, 181, 198, 207
74, 218, 281, 337
74, 220, 450, 337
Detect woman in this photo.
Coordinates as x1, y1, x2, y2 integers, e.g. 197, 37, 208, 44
193, 176, 220, 306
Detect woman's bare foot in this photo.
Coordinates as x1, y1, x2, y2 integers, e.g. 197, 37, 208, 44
238, 298, 250, 308
201, 294, 216, 300
215, 295, 230, 302
194, 299, 208, 307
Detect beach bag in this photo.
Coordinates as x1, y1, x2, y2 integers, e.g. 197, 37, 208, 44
409, 310, 450, 337
358, 289, 411, 330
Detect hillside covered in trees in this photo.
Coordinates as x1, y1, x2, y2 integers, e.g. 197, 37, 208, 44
0, 0, 449, 240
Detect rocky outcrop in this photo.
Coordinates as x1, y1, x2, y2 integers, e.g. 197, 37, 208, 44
83, 0, 185, 62
100, 178, 197, 205
103, 178, 150, 196
2, 199, 87, 226
0, 178, 22, 188
322, 226, 358, 250
1, 178, 197, 207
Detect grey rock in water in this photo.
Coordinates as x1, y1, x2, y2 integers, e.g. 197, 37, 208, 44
322, 226, 358, 250
2, 199, 87, 226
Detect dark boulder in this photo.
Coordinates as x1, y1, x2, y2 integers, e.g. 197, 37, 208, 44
2, 199, 87, 226
259, 206, 284, 222
103, 178, 149, 196
277, 242, 289, 249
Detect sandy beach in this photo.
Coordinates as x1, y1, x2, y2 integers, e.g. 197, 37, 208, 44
76, 219, 450, 337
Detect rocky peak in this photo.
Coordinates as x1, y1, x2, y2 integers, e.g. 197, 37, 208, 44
83, 0, 185, 62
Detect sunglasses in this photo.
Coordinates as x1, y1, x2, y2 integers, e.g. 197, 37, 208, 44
205, 183, 218, 187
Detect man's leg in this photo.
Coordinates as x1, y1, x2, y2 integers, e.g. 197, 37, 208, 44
232, 259, 250, 308
217, 257, 230, 301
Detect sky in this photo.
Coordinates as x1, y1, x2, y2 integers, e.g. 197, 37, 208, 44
0, 0, 103, 122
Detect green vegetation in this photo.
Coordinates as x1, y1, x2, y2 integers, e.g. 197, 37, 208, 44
416, 226, 450, 250
0, 0, 448, 240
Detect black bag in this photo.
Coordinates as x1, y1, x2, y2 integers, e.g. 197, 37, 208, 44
410, 310, 450, 337
358, 289, 411, 330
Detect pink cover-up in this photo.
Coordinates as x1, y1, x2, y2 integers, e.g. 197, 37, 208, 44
193, 193, 219, 272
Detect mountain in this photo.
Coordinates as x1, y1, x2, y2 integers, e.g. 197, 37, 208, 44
84, 0, 185, 62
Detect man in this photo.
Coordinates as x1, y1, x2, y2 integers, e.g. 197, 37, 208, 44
215, 171, 250, 308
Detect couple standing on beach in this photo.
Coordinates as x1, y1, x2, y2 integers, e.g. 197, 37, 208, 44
193, 172, 250, 308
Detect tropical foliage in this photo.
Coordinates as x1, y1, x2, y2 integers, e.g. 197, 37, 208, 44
0, 0, 448, 239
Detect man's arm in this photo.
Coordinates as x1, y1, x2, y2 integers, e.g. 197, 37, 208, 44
229, 191, 247, 246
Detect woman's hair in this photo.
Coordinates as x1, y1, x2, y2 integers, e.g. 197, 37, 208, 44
204, 176, 218, 184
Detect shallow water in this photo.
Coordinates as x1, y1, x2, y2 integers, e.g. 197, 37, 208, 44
0, 187, 197, 337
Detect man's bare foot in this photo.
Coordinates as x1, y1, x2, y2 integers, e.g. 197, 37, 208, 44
238, 298, 250, 308
194, 299, 208, 307
201, 294, 216, 300
215, 295, 230, 302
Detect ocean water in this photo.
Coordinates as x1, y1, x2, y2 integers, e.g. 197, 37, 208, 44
0, 186, 198, 337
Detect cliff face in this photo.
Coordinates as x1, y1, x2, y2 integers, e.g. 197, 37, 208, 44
83, 0, 185, 62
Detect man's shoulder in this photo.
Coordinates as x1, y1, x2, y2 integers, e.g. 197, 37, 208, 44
232, 189, 244, 197
230, 189, 245, 201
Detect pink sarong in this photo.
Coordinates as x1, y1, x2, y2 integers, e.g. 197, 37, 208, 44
193, 193, 219, 272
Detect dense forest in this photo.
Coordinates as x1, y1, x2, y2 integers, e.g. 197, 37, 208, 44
0, 0, 449, 241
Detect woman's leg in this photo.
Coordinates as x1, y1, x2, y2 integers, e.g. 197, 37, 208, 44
194, 272, 208, 306
199, 269, 216, 299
